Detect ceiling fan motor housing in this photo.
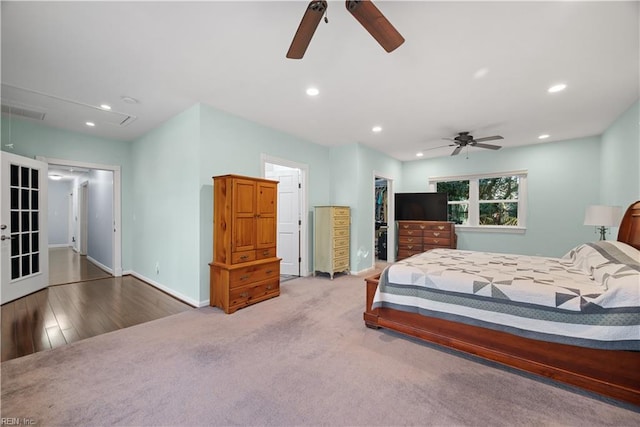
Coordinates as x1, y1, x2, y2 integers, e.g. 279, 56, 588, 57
455, 132, 473, 145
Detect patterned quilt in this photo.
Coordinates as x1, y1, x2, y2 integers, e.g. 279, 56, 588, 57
372, 241, 640, 350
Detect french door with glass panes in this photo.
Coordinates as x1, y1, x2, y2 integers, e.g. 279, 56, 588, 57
1, 152, 48, 304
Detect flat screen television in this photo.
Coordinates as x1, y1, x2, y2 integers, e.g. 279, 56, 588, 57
394, 192, 448, 221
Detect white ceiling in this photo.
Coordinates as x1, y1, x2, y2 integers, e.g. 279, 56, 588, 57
1, 1, 638, 161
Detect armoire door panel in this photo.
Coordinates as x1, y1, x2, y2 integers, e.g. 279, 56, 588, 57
233, 217, 255, 252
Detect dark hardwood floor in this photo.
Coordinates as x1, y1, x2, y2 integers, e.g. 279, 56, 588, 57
1, 248, 192, 362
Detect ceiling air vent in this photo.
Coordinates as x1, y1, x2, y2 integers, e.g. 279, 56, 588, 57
1, 104, 46, 121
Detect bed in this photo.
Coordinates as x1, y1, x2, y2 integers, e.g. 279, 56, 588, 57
364, 201, 640, 406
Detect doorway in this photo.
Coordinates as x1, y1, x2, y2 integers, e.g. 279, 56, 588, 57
38, 157, 122, 280
374, 174, 394, 265
262, 155, 308, 278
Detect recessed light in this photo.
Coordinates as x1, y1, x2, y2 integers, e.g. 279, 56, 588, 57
473, 67, 489, 79
372, 126, 382, 133
49, 174, 62, 181
100, 104, 111, 110
306, 87, 319, 96
538, 134, 550, 139
85, 121, 95, 127
416, 152, 424, 157
548, 83, 567, 93
121, 96, 139, 104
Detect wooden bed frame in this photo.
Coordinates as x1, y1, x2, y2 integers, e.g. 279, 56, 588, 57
364, 201, 640, 406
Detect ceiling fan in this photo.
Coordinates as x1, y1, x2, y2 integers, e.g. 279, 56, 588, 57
434, 132, 504, 156
286, 0, 405, 59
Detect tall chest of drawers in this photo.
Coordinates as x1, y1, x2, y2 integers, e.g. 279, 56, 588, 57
210, 174, 281, 314
397, 220, 456, 260
314, 206, 350, 279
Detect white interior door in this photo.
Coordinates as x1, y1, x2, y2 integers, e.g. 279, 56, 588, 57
1, 152, 49, 304
267, 167, 301, 276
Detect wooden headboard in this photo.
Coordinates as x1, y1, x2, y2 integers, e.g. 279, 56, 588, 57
617, 200, 640, 250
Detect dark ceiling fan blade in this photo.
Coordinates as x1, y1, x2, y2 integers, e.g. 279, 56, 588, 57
473, 135, 503, 143
286, 1, 328, 59
473, 143, 502, 150
345, 0, 405, 53
451, 146, 463, 156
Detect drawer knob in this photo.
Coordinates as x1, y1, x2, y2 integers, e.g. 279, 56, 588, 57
240, 292, 249, 298
407, 238, 413, 242
266, 270, 273, 274
433, 232, 440, 237
438, 226, 444, 230
263, 250, 270, 255
266, 285, 273, 290
240, 255, 249, 260
240, 275, 250, 281
407, 245, 413, 249
407, 231, 413, 235
434, 239, 439, 244
420, 225, 425, 229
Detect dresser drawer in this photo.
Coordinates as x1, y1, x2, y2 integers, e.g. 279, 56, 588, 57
423, 230, 451, 239
333, 237, 349, 248
256, 247, 276, 260
232, 250, 256, 264
399, 236, 420, 245
334, 256, 349, 270
229, 279, 279, 309
332, 207, 350, 217
333, 216, 350, 227
398, 222, 425, 230
398, 243, 420, 252
423, 237, 451, 246
333, 247, 349, 259
229, 261, 280, 288
333, 227, 349, 238
398, 228, 422, 237
425, 223, 451, 231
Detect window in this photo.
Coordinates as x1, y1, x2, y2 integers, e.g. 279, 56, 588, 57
429, 171, 527, 231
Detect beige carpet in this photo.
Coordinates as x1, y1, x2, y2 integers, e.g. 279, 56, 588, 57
1, 273, 639, 426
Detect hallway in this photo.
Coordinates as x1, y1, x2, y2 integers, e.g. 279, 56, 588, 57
49, 247, 111, 285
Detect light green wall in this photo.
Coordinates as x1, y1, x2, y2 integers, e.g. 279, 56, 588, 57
600, 100, 639, 208
130, 105, 201, 304
198, 104, 332, 301
329, 143, 402, 272
401, 136, 603, 257
0, 116, 134, 270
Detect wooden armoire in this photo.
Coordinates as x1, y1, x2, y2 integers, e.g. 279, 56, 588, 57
210, 174, 281, 314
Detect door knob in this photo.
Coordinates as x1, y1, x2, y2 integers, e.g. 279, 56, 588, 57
1, 224, 6, 230
1, 235, 15, 241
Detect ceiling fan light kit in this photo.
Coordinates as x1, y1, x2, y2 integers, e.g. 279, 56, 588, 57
287, 0, 405, 59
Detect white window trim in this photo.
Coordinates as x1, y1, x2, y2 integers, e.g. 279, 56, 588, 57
428, 170, 527, 233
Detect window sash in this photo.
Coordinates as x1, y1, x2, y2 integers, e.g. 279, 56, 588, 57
429, 172, 527, 229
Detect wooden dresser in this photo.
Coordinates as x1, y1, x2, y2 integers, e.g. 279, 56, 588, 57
210, 175, 280, 314
397, 220, 456, 260
313, 206, 350, 279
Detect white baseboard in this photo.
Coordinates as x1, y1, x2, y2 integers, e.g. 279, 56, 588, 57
86, 255, 113, 275
128, 271, 205, 307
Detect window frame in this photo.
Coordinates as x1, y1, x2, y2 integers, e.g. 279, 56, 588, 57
428, 170, 527, 233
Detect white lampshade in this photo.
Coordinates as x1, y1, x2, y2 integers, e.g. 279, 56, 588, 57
584, 205, 623, 227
